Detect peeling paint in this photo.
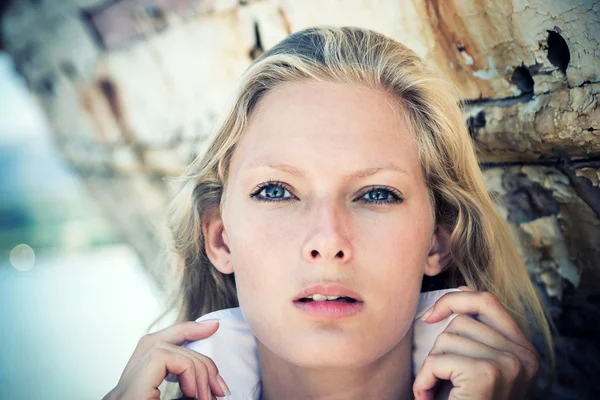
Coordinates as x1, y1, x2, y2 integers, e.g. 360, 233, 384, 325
576, 167, 600, 186
473, 56, 499, 80
459, 48, 474, 65
469, 83, 600, 161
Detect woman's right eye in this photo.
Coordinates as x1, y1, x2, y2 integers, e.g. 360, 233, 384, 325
250, 181, 295, 202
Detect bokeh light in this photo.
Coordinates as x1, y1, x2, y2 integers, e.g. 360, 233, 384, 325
9, 243, 35, 271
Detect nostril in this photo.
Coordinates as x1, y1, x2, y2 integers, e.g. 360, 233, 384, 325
308, 249, 346, 259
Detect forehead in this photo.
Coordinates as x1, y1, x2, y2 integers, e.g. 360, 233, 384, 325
231, 80, 422, 177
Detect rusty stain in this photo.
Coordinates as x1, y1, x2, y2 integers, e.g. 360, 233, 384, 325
95, 77, 145, 166
80, 84, 106, 141
425, 0, 466, 73
424, 0, 496, 95
277, 7, 292, 35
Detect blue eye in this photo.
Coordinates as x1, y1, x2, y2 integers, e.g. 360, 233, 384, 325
358, 187, 403, 205
250, 182, 402, 205
251, 181, 295, 202
264, 185, 286, 199
367, 189, 389, 201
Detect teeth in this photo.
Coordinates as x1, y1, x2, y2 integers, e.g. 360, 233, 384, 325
308, 294, 341, 301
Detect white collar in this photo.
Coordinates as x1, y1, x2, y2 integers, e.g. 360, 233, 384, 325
168, 288, 460, 399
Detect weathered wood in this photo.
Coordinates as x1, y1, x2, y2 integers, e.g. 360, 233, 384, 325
468, 83, 600, 161
484, 165, 600, 298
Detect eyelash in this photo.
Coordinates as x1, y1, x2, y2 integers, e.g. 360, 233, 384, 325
249, 181, 404, 205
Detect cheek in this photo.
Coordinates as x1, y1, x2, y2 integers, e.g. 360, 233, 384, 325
226, 209, 300, 349
358, 227, 425, 357
229, 201, 300, 255
359, 210, 431, 315
229, 209, 296, 264
226, 207, 297, 302
360, 209, 431, 270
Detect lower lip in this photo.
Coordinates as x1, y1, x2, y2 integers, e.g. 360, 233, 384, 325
293, 300, 364, 319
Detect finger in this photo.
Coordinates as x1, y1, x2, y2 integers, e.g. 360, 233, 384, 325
157, 343, 228, 398
414, 354, 500, 400
177, 348, 210, 400
147, 320, 220, 347
421, 292, 531, 351
445, 314, 539, 380
124, 320, 220, 376
430, 331, 523, 384
179, 346, 230, 397
142, 347, 200, 399
193, 359, 211, 400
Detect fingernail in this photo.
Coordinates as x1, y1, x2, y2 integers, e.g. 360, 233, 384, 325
197, 318, 220, 324
217, 374, 231, 396
421, 306, 434, 322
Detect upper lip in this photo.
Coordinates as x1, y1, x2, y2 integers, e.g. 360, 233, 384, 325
293, 283, 363, 302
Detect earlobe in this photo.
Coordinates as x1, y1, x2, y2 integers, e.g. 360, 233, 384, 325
202, 208, 234, 274
424, 225, 452, 277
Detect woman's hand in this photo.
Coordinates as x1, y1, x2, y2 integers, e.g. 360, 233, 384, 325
413, 287, 540, 400
103, 320, 231, 400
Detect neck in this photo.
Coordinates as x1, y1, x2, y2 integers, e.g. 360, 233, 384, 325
257, 326, 414, 400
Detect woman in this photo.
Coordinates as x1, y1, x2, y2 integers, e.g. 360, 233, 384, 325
104, 26, 553, 400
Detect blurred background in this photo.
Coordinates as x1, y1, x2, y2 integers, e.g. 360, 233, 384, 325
1, 0, 599, 399
0, 52, 171, 398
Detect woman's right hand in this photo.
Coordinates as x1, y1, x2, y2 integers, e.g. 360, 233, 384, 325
103, 319, 231, 400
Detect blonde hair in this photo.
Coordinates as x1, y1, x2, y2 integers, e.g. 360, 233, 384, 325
156, 25, 554, 382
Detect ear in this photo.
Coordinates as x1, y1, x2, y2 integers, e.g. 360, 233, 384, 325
202, 208, 234, 274
424, 225, 452, 277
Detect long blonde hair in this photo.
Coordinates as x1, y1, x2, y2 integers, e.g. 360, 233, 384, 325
156, 25, 554, 375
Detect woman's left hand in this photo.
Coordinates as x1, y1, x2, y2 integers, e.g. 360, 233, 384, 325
413, 287, 540, 400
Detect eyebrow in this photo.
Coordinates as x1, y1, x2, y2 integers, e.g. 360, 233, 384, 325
244, 161, 410, 180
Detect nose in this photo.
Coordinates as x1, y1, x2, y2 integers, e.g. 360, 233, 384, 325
301, 198, 353, 264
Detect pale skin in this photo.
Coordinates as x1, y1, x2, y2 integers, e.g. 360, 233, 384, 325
104, 80, 539, 400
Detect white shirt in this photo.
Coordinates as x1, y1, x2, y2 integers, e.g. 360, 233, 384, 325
167, 288, 460, 399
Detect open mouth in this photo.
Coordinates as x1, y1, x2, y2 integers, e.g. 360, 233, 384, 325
296, 295, 358, 303
293, 292, 364, 319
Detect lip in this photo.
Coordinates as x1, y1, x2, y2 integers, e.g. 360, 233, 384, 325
293, 300, 364, 319
293, 283, 364, 302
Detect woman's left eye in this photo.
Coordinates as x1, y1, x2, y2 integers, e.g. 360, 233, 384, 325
250, 181, 295, 202
357, 187, 403, 205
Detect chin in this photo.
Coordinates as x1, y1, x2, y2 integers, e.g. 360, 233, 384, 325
279, 335, 387, 369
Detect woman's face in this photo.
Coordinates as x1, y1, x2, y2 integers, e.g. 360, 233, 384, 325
218, 80, 439, 367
